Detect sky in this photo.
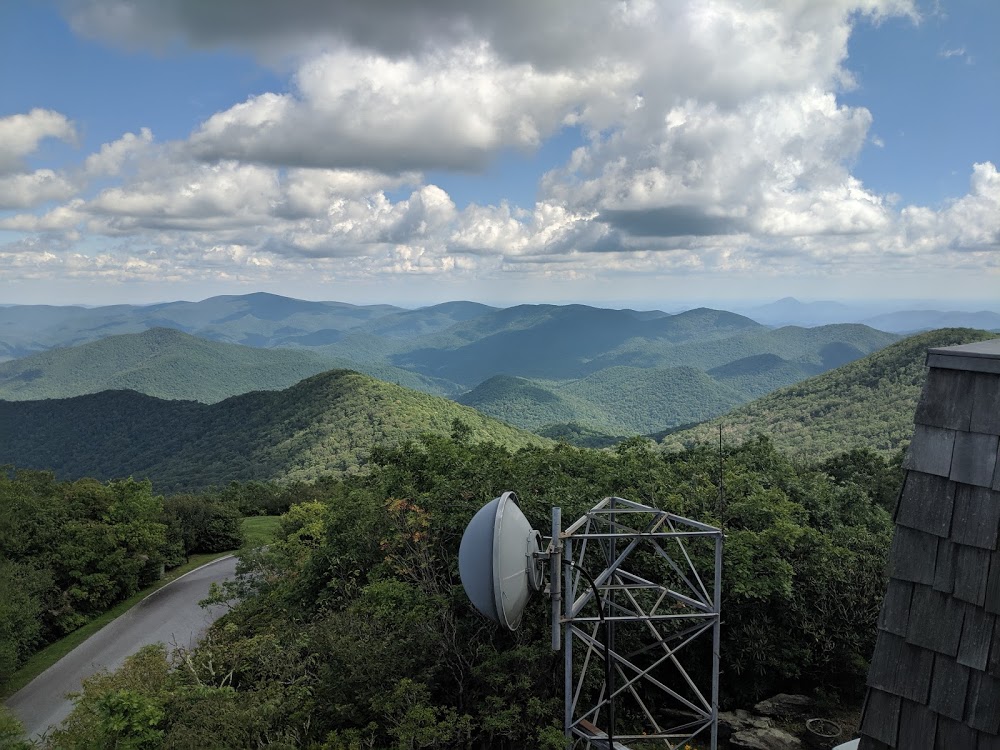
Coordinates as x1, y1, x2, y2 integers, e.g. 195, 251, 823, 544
0, 0, 997, 308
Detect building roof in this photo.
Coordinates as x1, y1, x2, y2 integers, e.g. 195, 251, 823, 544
926, 338, 1000, 374
859, 338, 1000, 749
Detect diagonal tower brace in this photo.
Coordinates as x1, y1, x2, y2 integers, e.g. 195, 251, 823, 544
553, 497, 722, 750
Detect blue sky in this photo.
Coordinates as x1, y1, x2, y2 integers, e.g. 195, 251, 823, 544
0, 0, 997, 307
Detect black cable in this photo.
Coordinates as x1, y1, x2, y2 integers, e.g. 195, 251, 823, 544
563, 559, 614, 750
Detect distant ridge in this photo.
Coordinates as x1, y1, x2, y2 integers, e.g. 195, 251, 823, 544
861, 309, 1000, 334
0, 292, 405, 358
662, 328, 999, 460
0, 370, 546, 491
0, 328, 335, 402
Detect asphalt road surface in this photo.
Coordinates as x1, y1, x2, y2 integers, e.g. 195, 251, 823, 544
5, 554, 238, 741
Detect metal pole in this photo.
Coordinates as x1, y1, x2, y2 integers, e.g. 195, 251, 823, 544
564, 534, 573, 746
552, 507, 562, 652
711, 531, 722, 750
608, 498, 616, 744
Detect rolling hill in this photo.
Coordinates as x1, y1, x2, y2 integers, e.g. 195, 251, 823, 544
0, 292, 406, 359
452, 322, 897, 437
0, 328, 338, 402
388, 306, 758, 385
861, 310, 1000, 334
0, 370, 546, 491
707, 354, 817, 399
662, 328, 999, 460
0, 297, 905, 445
458, 367, 748, 437
0, 328, 461, 401
457, 375, 584, 429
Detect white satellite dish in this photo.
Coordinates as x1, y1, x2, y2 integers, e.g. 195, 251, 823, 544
459, 491, 543, 630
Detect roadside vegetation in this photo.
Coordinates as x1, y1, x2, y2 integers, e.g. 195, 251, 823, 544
33, 433, 898, 749
0, 472, 293, 698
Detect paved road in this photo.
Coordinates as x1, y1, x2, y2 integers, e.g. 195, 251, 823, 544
5, 555, 238, 741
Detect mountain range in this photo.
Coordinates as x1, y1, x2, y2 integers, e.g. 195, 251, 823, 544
0, 370, 545, 491
0, 296, 900, 436
1, 288, 995, 488
662, 327, 999, 460
740, 297, 1000, 332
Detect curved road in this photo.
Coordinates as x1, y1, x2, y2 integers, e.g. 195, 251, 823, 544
4, 554, 238, 741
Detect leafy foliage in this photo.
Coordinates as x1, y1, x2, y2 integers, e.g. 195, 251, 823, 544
0, 370, 547, 491
0, 472, 167, 685
50, 436, 895, 748
0, 328, 339, 403
664, 328, 998, 460
1, 301, 900, 444
0, 470, 245, 690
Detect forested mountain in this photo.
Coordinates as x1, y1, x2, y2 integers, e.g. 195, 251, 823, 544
0, 328, 458, 402
861, 309, 1000, 334
0, 370, 545, 490
450, 322, 896, 436
0, 293, 406, 359
459, 367, 745, 434
707, 353, 817, 399
386, 306, 759, 385
663, 328, 999, 459
1, 294, 902, 441
0, 328, 338, 402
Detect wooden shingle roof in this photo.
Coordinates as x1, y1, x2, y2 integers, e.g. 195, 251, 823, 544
859, 338, 1000, 749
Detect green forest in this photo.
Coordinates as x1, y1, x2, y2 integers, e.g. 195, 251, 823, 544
4, 433, 900, 749
0, 370, 546, 491
664, 328, 998, 460
0, 301, 900, 441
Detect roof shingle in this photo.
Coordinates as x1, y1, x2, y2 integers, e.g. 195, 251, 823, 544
970, 373, 1000, 435
935, 715, 979, 749
897, 471, 955, 538
966, 670, 1000, 734
934, 539, 957, 595
879, 579, 913, 637
951, 432, 1000, 488
916, 368, 975, 431
951, 484, 1000, 550
906, 586, 966, 657
869, 631, 935, 703
861, 688, 902, 746
927, 653, 970, 721
904, 425, 957, 478
891, 527, 939, 586
957, 605, 995, 671
896, 699, 938, 750
954, 545, 991, 607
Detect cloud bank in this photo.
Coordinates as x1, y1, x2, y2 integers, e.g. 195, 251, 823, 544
3, 0, 997, 298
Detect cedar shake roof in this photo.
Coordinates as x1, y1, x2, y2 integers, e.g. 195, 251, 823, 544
859, 338, 1000, 750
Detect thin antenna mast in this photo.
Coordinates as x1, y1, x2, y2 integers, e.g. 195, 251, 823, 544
718, 424, 725, 532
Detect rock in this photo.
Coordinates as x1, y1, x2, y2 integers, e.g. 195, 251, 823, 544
720, 710, 773, 733
753, 693, 814, 717
730, 727, 804, 750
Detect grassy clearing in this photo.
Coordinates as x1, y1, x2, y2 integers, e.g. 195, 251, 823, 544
1, 550, 232, 700
241, 514, 282, 547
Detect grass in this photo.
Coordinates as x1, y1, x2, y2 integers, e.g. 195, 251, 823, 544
1, 515, 285, 700
241, 514, 282, 547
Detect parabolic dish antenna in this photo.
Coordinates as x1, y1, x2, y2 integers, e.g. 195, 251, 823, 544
459, 491, 543, 630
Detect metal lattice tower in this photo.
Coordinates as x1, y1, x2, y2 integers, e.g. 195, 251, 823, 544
549, 497, 723, 750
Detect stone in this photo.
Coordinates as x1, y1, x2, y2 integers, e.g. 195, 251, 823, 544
730, 727, 803, 750
719, 709, 773, 733
754, 693, 814, 717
